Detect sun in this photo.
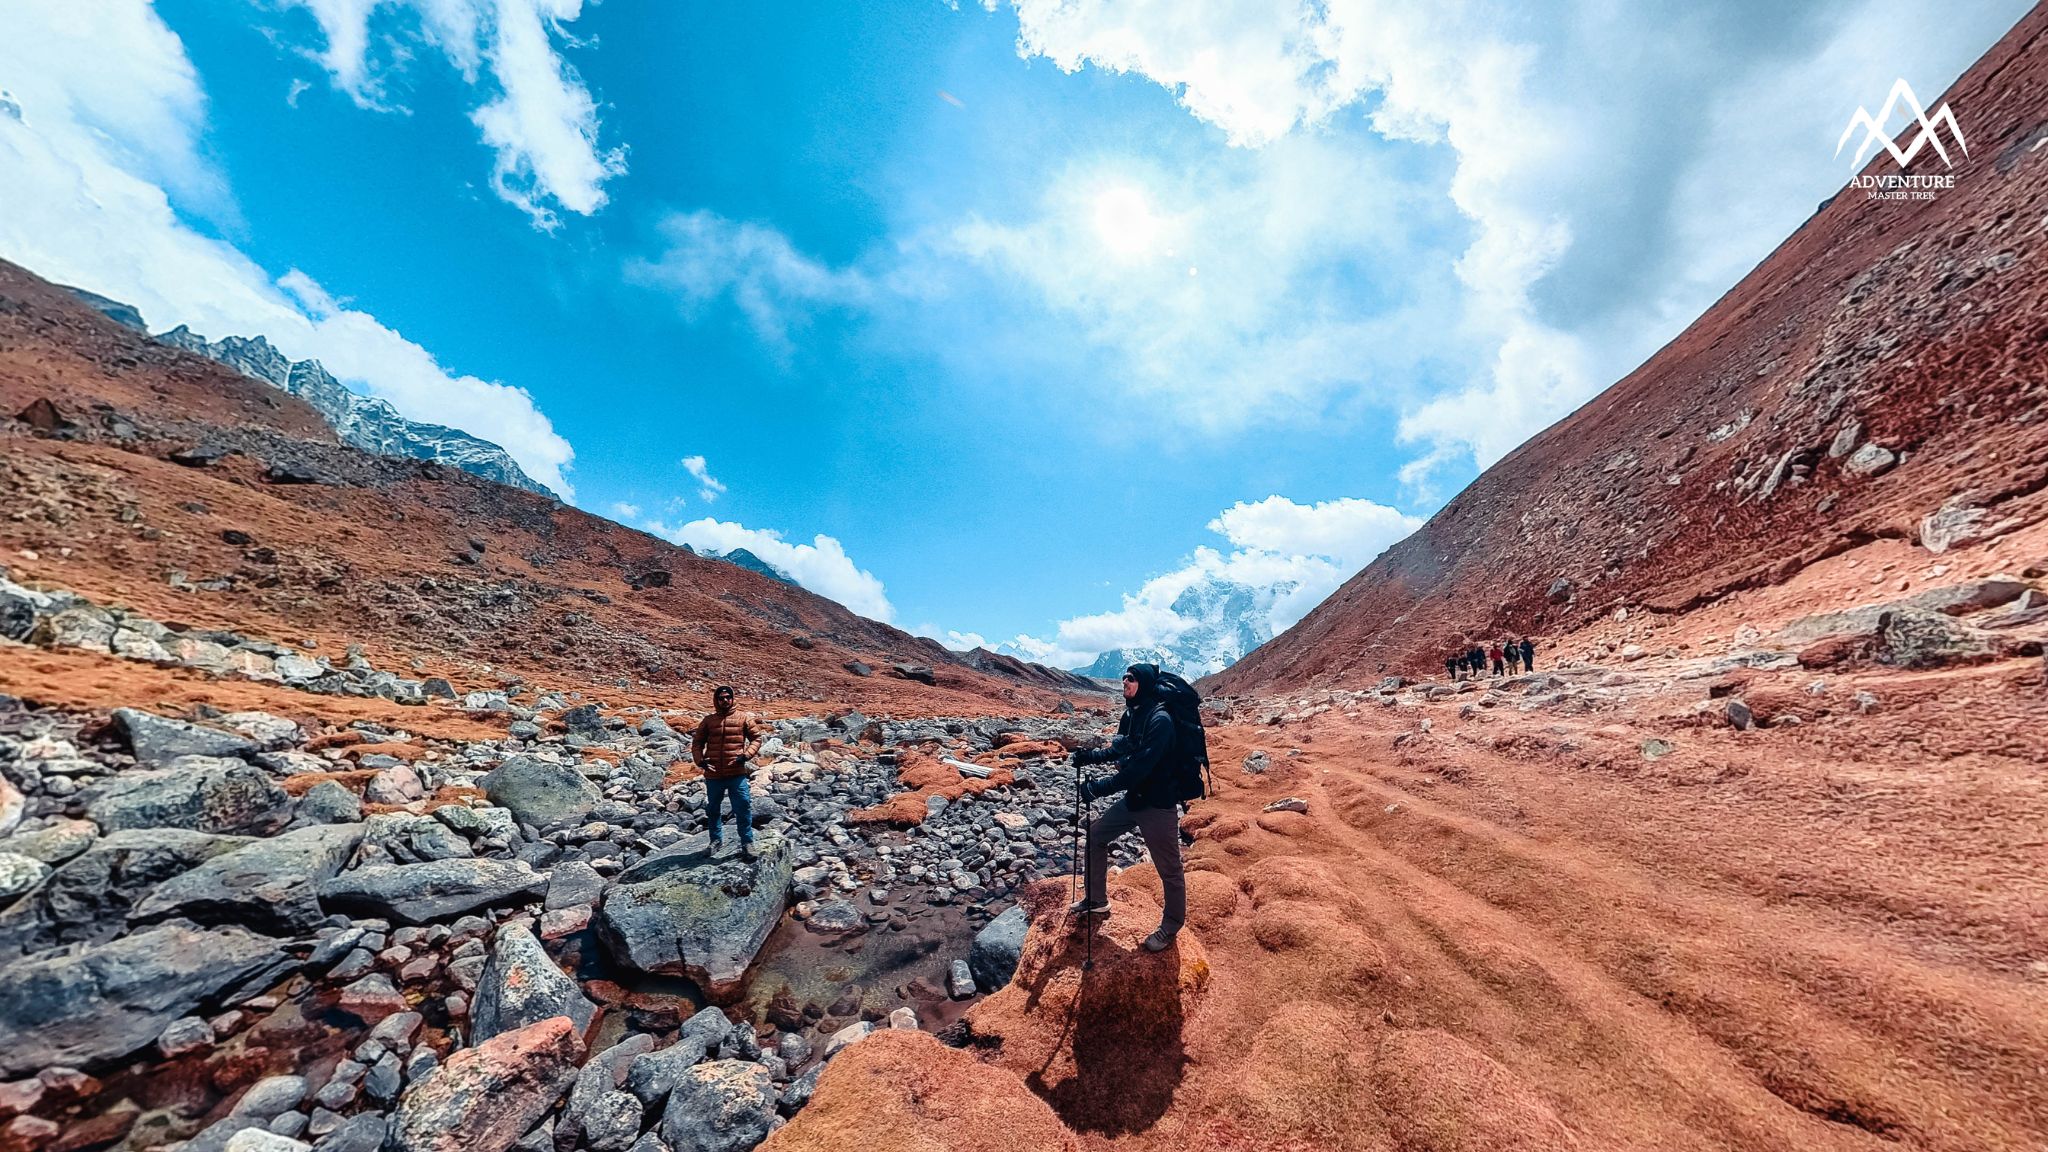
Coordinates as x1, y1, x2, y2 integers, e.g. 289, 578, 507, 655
1091, 184, 1164, 258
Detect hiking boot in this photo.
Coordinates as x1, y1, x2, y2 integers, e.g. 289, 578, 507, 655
708, 839, 726, 857
739, 843, 756, 862
1068, 898, 1110, 918
1142, 925, 1180, 952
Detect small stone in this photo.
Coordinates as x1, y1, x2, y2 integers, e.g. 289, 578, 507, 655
336, 974, 408, 1023
0, 852, 51, 901
224, 1127, 312, 1152
821, 1022, 871, 1061
232, 1076, 308, 1120
1726, 700, 1755, 731
1262, 797, 1309, 815
947, 960, 975, 1000
886, 1007, 918, 1030
157, 1016, 216, 1058
1843, 442, 1897, 477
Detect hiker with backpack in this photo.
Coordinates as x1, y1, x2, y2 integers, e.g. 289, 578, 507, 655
1069, 663, 1205, 953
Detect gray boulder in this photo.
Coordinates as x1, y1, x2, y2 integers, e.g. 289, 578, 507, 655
131, 823, 364, 935
312, 1113, 386, 1152
556, 1034, 655, 1152
388, 1017, 582, 1152
0, 922, 291, 1075
296, 782, 362, 826
217, 713, 304, 751
594, 833, 794, 1000
360, 813, 473, 864
1906, 576, 2034, 617
114, 708, 258, 766
968, 903, 1029, 992
318, 859, 547, 925
658, 1061, 774, 1152
0, 827, 249, 954
471, 924, 597, 1043
544, 860, 606, 910
482, 757, 600, 830
625, 1008, 732, 1106
80, 756, 291, 835
1, 818, 98, 865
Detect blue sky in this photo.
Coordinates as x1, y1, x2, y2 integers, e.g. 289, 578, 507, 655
0, 0, 2026, 667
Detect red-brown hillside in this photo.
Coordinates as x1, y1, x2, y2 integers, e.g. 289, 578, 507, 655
1209, 9, 2048, 696
0, 260, 1100, 716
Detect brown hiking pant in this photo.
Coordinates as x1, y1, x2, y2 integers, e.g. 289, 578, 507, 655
1084, 797, 1187, 929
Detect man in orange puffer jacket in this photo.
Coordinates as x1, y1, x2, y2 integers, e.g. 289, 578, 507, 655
691, 685, 762, 859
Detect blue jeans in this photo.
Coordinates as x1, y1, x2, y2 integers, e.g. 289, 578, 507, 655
706, 775, 753, 845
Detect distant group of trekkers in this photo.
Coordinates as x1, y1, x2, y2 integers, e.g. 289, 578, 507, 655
1446, 637, 1537, 680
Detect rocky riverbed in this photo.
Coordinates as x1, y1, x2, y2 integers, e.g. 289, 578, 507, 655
0, 684, 1133, 1152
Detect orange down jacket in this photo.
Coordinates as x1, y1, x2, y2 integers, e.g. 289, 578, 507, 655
692, 709, 761, 778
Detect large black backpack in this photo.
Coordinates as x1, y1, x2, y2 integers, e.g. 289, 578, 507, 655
1152, 671, 1213, 803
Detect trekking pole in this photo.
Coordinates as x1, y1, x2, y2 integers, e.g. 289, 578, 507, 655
1069, 755, 1081, 907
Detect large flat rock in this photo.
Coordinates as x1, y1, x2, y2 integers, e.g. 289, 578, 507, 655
80, 756, 292, 836
0, 828, 251, 956
388, 1016, 582, 1152
0, 922, 292, 1075
595, 833, 793, 1001
317, 858, 548, 925
131, 823, 365, 935
114, 708, 259, 767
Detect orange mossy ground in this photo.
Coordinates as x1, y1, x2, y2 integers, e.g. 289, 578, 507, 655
761, 1029, 1080, 1152
846, 750, 1015, 827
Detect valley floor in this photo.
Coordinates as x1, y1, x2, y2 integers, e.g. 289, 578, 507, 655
810, 643, 2045, 1152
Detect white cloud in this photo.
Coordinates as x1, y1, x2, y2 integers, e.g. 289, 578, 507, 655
914, 625, 990, 652
626, 211, 870, 356
989, 0, 2030, 484
937, 136, 1449, 430
0, 0, 578, 497
276, 0, 626, 228
680, 455, 727, 502
639, 517, 895, 623
607, 501, 641, 519
995, 494, 1421, 669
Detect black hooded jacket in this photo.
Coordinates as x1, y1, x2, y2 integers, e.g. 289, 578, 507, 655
1086, 663, 1181, 811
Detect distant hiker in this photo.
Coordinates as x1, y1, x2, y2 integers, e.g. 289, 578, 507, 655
1504, 643, 1521, 674
1445, 654, 1460, 681
1488, 642, 1505, 677
1467, 646, 1485, 677
1070, 663, 1198, 953
692, 685, 761, 859
1520, 637, 1536, 671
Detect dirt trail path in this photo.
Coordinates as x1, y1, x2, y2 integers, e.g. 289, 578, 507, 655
953, 650, 2048, 1152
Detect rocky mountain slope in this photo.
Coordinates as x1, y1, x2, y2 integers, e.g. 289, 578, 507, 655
147, 322, 555, 498
0, 259, 1101, 715
1207, 11, 2048, 697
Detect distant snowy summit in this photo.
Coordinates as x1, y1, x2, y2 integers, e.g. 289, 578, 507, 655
1075, 574, 1296, 679
65, 287, 553, 498
679, 544, 800, 586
